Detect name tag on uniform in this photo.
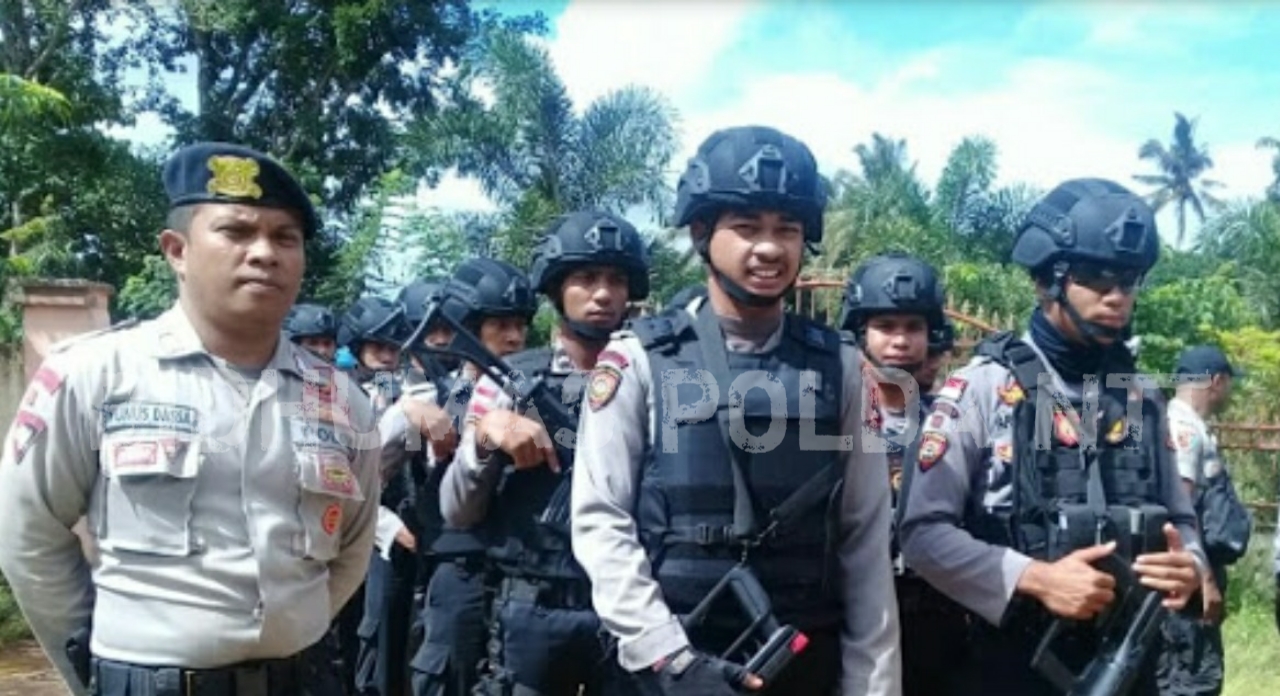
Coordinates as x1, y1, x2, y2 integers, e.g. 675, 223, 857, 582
106, 437, 195, 477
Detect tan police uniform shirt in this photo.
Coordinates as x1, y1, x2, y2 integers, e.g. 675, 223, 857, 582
0, 305, 380, 690
899, 335, 1205, 626
441, 340, 581, 529
569, 300, 902, 696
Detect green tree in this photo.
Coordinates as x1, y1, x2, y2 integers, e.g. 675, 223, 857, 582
406, 28, 680, 270
1133, 262, 1258, 373
933, 136, 1039, 264
820, 136, 945, 272
1134, 112, 1224, 247
645, 229, 704, 307
134, 1, 545, 212
1258, 136, 1280, 203
1, 1, 170, 334
1197, 200, 1280, 327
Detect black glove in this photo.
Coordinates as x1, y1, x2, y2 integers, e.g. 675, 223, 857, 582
65, 622, 92, 689
652, 647, 749, 696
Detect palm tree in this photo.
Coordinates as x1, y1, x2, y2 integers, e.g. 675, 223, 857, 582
1257, 136, 1280, 203
404, 29, 680, 269
1197, 200, 1280, 326
1133, 112, 1224, 247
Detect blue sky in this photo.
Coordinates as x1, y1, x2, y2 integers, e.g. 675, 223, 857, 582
115, 1, 1280, 246
424, 0, 1280, 245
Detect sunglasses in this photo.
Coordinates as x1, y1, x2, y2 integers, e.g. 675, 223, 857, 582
1069, 265, 1144, 295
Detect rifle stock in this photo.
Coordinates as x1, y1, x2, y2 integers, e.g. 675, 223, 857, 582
681, 563, 809, 687
1030, 553, 1169, 696
409, 301, 579, 534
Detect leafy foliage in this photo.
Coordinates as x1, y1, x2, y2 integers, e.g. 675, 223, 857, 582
405, 27, 680, 270
1134, 112, 1224, 247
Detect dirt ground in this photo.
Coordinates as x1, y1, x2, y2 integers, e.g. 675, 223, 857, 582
0, 641, 65, 696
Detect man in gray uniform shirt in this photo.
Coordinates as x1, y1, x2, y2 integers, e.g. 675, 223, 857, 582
0, 142, 380, 696
900, 178, 1206, 696
569, 125, 901, 696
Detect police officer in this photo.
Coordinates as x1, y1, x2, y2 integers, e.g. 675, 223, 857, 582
1157, 346, 1242, 696
839, 253, 969, 696
373, 276, 468, 696
439, 210, 650, 695
407, 258, 537, 696
917, 317, 955, 394
571, 125, 901, 696
341, 296, 418, 696
0, 142, 380, 696
288, 303, 340, 362
900, 178, 1206, 696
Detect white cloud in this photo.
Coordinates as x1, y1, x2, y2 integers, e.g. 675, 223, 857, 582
546, 0, 761, 108
426, 0, 1280, 256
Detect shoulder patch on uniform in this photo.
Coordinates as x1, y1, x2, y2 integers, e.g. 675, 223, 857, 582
937, 376, 968, 402
587, 363, 623, 411
994, 440, 1013, 463
1171, 421, 1197, 451
47, 318, 139, 354
918, 431, 949, 471
924, 411, 954, 434
997, 377, 1024, 406
1105, 418, 1127, 444
597, 348, 630, 370
1053, 407, 1079, 447
6, 410, 48, 464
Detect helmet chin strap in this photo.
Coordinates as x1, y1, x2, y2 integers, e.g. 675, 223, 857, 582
856, 329, 925, 385
694, 235, 789, 308
561, 317, 617, 343
1049, 270, 1125, 348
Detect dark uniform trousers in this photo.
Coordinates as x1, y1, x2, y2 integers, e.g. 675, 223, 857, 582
954, 612, 1160, 696
897, 575, 970, 696
1156, 566, 1227, 696
89, 641, 342, 696
411, 556, 490, 696
356, 545, 419, 695
475, 577, 613, 696
330, 583, 366, 695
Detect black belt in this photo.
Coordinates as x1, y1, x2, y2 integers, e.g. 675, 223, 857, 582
499, 576, 592, 610
90, 653, 305, 696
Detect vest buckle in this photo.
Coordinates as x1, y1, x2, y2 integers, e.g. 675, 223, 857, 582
693, 524, 734, 546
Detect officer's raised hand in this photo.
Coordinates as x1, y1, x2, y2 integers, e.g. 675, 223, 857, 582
1132, 523, 1201, 610
475, 409, 561, 472
400, 398, 459, 462
1016, 541, 1118, 620
649, 647, 763, 695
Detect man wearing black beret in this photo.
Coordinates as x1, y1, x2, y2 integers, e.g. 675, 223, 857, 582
0, 142, 380, 696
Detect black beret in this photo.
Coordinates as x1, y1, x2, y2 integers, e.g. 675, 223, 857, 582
163, 142, 319, 238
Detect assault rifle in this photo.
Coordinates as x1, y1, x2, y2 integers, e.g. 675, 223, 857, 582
680, 563, 809, 688
1031, 552, 1168, 696
400, 299, 578, 535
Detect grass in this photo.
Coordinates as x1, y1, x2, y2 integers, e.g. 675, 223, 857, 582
1222, 532, 1280, 696
0, 577, 30, 648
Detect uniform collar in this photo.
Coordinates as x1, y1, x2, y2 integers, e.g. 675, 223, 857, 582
151, 302, 308, 379
1169, 396, 1204, 424
549, 337, 581, 373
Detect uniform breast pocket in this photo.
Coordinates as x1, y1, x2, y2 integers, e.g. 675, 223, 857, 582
295, 449, 364, 561
96, 436, 201, 556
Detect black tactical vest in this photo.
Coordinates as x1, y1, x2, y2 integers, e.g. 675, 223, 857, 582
430, 376, 494, 559
966, 334, 1169, 563
482, 347, 590, 581
632, 305, 845, 630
